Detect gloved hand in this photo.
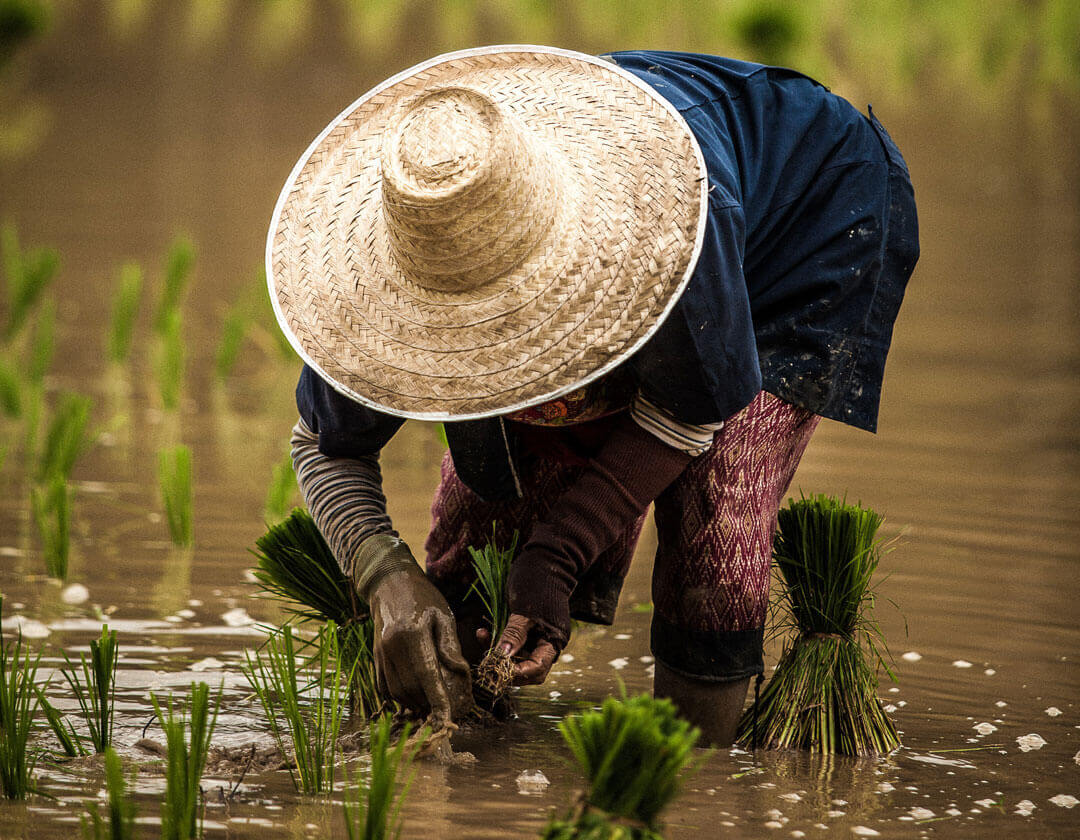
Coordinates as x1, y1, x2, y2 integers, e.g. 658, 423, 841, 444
495, 414, 693, 684
356, 534, 473, 722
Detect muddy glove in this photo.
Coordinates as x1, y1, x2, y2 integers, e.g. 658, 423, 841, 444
356, 534, 473, 721
497, 414, 693, 679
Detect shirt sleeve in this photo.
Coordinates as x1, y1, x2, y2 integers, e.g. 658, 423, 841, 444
630, 392, 723, 456
290, 418, 396, 578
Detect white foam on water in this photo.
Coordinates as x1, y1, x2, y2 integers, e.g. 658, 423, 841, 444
973, 722, 997, 735
60, 583, 90, 605
614, 633, 631, 640
974, 799, 997, 808
984, 668, 996, 675
909, 807, 935, 819
1016, 733, 1047, 752
11, 616, 50, 638
515, 769, 549, 794
995, 700, 1007, 707
779, 793, 802, 802
221, 607, 255, 627
607, 657, 628, 670
560, 654, 574, 663
901, 651, 922, 662
850, 827, 880, 837
1014, 799, 1036, 816
1048, 794, 1079, 808
1044, 706, 1062, 717
952, 659, 973, 668
189, 657, 224, 672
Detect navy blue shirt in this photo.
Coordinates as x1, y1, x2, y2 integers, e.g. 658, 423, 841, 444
297, 51, 919, 497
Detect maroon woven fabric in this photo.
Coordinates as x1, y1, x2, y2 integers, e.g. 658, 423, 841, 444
425, 391, 818, 636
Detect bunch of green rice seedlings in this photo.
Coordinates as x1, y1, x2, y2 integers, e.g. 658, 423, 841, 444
151, 681, 220, 840
153, 235, 195, 335
0, 223, 59, 343
252, 508, 385, 718
36, 687, 87, 758
0, 597, 44, 799
243, 623, 351, 794
36, 391, 92, 482
343, 715, 423, 840
156, 308, 185, 411
263, 451, 299, 524
736, 494, 900, 755
105, 262, 143, 365
31, 473, 70, 579
213, 305, 247, 382
61, 626, 119, 753
158, 445, 193, 547
541, 693, 702, 840
80, 747, 137, 840
468, 527, 519, 707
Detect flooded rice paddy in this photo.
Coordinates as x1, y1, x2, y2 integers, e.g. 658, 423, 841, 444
1, 3, 1079, 838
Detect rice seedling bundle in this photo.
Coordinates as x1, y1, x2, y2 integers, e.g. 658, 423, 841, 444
151, 681, 220, 840
156, 308, 185, 411
541, 693, 702, 840
0, 597, 43, 800
158, 445, 193, 547
36, 391, 92, 482
252, 508, 383, 718
62, 625, 119, 753
736, 494, 900, 755
467, 527, 518, 707
243, 623, 350, 795
106, 261, 143, 364
31, 473, 70, 579
1, 223, 59, 342
153, 236, 194, 335
343, 715, 423, 840
80, 747, 137, 840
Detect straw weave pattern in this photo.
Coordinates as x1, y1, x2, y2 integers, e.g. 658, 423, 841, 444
270, 49, 704, 417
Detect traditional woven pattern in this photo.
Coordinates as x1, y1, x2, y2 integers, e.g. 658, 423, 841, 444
425, 391, 817, 637
424, 450, 645, 598
652, 391, 820, 633
268, 45, 706, 419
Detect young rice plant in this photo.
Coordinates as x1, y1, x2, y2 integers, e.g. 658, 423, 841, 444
342, 715, 423, 840
243, 622, 350, 795
158, 445, 193, 547
468, 526, 518, 707
1, 223, 59, 343
106, 261, 143, 364
541, 692, 702, 840
151, 681, 220, 840
80, 746, 137, 840
736, 494, 900, 755
31, 473, 70, 579
0, 597, 43, 799
62, 625, 119, 753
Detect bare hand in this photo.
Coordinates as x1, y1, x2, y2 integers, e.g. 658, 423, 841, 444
490, 613, 559, 686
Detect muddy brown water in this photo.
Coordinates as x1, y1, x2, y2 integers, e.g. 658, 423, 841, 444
1, 4, 1079, 838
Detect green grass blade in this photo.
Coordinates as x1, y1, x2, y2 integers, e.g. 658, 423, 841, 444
263, 451, 299, 524
0, 597, 43, 799
156, 308, 184, 411
153, 236, 194, 334
37, 391, 93, 482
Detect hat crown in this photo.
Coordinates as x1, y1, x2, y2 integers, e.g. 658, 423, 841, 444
380, 86, 559, 293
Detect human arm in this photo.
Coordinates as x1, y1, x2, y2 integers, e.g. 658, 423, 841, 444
495, 402, 719, 683
291, 417, 472, 721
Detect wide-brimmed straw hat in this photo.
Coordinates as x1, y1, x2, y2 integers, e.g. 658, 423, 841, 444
267, 45, 707, 420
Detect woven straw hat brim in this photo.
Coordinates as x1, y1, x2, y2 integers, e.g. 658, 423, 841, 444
267, 45, 707, 420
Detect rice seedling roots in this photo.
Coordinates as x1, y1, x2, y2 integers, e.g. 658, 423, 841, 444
473, 649, 515, 710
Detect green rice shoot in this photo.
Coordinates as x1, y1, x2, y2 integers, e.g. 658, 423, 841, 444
343, 715, 424, 840
541, 692, 702, 840
1, 223, 60, 342
36, 687, 88, 758
158, 445, 194, 547
156, 307, 185, 411
151, 681, 220, 840
80, 746, 137, 840
61, 625, 119, 753
106, 261, 143, 364
243, 623, 350, 795
28, 296, 54, 384
736, 494, 900, 755
251, 508, 385, 718
467, 525, 518, 644
36, 391, 92, 482
213, 305, 247, 382
0, 357, 21, 417
0, 596, 43, 800
263, 451, 299, 524
31, 473, 70, 579
153, 235, 194, 335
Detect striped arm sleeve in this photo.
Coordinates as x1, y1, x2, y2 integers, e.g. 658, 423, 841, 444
290, 418, 397, 579
630, 394, 724, 456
